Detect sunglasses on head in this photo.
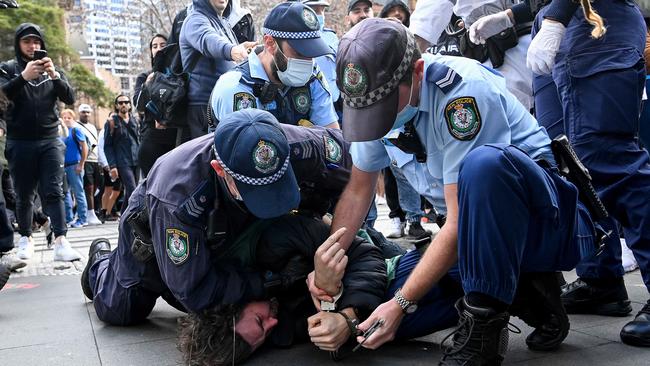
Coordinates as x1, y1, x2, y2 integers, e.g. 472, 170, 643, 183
117, 100, 131, 105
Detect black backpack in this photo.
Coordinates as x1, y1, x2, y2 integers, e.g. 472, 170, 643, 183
144, 42, 199, 129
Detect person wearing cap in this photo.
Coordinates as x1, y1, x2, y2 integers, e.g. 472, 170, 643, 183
180, 0, 258, 139
309, 18, 598, 364
210, 2, 338, 130
76, 104, 103, 226
0, 23, 81, 262
346, 0, 374, 29
80, 109, 353, 327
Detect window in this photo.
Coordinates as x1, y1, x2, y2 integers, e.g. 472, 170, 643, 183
120, 77, 130, 90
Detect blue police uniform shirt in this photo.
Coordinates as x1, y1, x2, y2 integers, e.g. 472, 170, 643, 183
315, 28, 340, 102
352, 53, 553, 208
210, 51, 338, 127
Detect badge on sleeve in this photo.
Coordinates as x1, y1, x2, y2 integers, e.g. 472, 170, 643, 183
166, 228, 190, 265
233, 92, 257, 111
444, 97, 482, 141
291, 88, 311, 115
323, 136, 342, 163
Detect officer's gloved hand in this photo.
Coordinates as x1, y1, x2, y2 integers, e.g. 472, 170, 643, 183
263, 255, 311, 298
0, 0, 19, 8
527, 19, 566, 75
469, 10, 514, 45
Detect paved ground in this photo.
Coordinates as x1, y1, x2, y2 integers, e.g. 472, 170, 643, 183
1, 205, 648, 366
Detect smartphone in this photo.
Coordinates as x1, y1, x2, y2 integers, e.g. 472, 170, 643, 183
33, 49, 48, 60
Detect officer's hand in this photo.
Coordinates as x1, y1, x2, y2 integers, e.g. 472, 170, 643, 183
307, 271, 333, 310
21, 60, 44, 81
356, 299, 403, 350
308, 311, 353, 351
314, 227, 348, 296
469, 10, 514, 45
41, 57, 57, 79
526, 19, 566, 75
109, 168, 119, 181
230, 41, 257, 62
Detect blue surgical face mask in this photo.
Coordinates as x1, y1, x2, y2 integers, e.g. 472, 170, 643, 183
392, 80, 418, 130
274, 43, 314, 87
316, 14, 325, 29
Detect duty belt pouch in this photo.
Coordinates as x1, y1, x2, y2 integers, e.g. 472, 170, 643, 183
460, 33, 488, 64
486, 27, 519, 69
127, 204, 155, 262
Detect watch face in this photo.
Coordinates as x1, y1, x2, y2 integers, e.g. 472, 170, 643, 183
405, 303, 418, 314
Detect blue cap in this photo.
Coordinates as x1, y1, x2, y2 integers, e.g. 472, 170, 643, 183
214, 109, 300, 219
263, 2, 332, 58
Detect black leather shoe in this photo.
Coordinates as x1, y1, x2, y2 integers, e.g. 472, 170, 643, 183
620, 300, 650, 347
407, 222, 432, 240
439, 297, 511, 365
81, 238, 112, 300
561, 278, 632, 316
510, 272, 569, 351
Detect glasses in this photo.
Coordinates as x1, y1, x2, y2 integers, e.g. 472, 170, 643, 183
117, 101, 131, 105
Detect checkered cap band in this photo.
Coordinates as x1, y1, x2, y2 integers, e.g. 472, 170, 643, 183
263, 27, 320, 39
343, 31, 416, 108
213, 146, 291, 186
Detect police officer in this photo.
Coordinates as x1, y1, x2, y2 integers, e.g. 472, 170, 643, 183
80, 109, 351, 326
210, 2, 339, 129
314, 18, 596, 364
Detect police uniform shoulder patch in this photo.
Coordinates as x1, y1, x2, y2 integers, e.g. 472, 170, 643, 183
233, 92, 257, 111
323, 136, 342, 163
302, 9, 319, 30
166, 228, 190, 265
426, 63, 462, 94
291, 87, 311, 115
342, 63, 368, 97
445, 97, 482, 141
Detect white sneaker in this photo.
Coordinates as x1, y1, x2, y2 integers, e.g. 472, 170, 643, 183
86, 210, 102, 226
375, 194, 387, 206
621, 238, 638, 273
53, 237, 82, 262
16, 236, 34, 260
386, 217, 406, 238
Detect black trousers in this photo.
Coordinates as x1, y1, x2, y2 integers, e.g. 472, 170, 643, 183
137, 136, 175, 177
6, 138, 67, 237
0, 166, 15, 253
384, 168, 405, 221
186, 104, 209, 141
117, 165, 138, 214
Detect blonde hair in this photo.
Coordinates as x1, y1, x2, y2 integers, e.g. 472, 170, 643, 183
60, 109, 76, 119
580, 0, 606, 38
59, 109, 76, 138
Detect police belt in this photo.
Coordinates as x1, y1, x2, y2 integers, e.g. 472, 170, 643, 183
126, 198, 155, 263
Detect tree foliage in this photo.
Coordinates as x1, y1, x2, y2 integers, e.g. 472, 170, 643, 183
0, 0, 112, 106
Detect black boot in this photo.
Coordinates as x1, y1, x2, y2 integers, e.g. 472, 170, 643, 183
510, 272, 569, 351
561, 278, 632, 316
620, 300, 650, 347
407, 221, 432, 239
81, 238, 112, 300
440, 297, 511, 366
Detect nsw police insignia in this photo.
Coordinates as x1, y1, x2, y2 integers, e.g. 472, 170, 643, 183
445, 97, 482, 141
166, 228, 189, 265
323, 136, 342, 163
233, 92, 256, 111
292, 88, 311, 115
342, 63, 368, 97
302, 9, 319, 30
252, 140, 279, 174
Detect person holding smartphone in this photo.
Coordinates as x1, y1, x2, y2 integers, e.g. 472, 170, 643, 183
0, 23, 81, 262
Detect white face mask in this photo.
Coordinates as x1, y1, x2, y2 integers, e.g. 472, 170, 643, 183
274, 44, 314, 87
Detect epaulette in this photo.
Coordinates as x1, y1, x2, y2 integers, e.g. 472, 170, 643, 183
426, 63, 462, 94
174, 180, 215, 226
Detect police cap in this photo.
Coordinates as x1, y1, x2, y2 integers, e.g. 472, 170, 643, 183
263, 2, 332, 58
337, 18, 417, 142
213, 109, 300, 219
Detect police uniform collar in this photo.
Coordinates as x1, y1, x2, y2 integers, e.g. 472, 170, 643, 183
249, 51, 270, 82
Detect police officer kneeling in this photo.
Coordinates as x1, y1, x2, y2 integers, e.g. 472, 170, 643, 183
80, 109, 350, 326
210, 1, 339, 129
324, 19, 597, 365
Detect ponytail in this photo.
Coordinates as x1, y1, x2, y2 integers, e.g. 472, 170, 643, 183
580, 0, 606, 38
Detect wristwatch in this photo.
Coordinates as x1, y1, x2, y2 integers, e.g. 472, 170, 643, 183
394, 288, 418, 314
320, 284, 344, 312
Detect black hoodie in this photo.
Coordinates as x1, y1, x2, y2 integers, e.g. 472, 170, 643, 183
379, 0, 411, 27
0, 23, 75, 140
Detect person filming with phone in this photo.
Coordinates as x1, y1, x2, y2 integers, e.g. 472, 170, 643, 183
0, 23, 81, 264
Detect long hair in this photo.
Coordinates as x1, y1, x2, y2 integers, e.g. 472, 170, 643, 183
149, 33, 168, 67
177, 304, 254, 366
580, 0, 606, 38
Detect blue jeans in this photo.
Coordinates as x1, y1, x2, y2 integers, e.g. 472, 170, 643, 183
390, 164, 423, 223
65, 165, 87, 224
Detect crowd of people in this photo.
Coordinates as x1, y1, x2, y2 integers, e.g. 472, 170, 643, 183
1, 0, 650, 365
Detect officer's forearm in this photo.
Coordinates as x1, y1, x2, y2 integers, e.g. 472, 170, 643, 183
331, 167, 378, 251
